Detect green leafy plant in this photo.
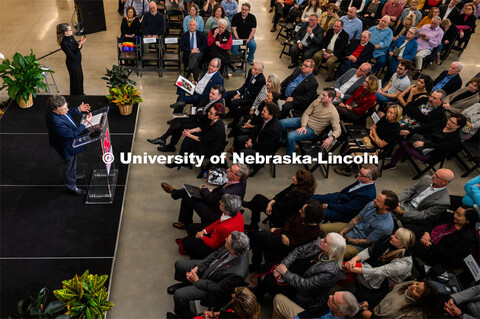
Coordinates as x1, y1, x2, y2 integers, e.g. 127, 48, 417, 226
9, 287, 65, 319
53, 270, 114, 319
106, 85, 143, 106
101, 65, 136, 89
0, 50, 52, 104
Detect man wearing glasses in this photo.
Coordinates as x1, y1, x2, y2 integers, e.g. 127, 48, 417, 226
333, 62, 371, 105
279, 59, 319, 119
288, 13, 323, 69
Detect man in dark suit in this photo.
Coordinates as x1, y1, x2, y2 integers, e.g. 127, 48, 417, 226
170, 58, 224, 112
333, 63, 371, 105
431, 62, 463, 95
180, 19, 207, 82
313, 164, 380, 222
336, 30, 375, 78
280, 58, 319, 118
288, 13, 324, 69
160, 164, 249, 229
312, 20, 349, 81
166, 231, 250, 319
45, 95, 91, 195
225, 62, 266, 128
439, 0, 461, 22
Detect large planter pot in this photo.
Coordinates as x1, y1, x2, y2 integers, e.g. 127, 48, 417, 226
18, 94, 33, 108
118, 103, 133, 116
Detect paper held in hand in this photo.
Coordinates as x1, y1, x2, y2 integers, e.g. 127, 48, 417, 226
175, 75, 196, 95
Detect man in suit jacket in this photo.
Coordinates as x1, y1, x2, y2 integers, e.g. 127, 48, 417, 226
280, 59, 319, 118
336, 30, 375, 78
161, 164, 249, 229
166, 231, 250, 318
45, 95, 91, 195
439, 0, 461, 22
312, 20, 349, 81
180, 19, 207, 82
333, 63, 371, 105
288, 13, 324, 68
393, 169, 453, 224
313, 164, 380, 222
431, 62, 463, 95
225, 62, 266, 128
170, 58, 224, 112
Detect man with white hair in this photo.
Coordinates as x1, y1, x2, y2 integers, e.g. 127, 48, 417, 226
336, 31, 375, 77
412, 16, 443, 79
207, 18, 233, 74
180, 19, 207, 81
141, 1, 165, 37
431, 62, 463, 95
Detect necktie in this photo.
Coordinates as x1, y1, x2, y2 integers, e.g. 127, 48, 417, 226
202, 252, 230, 279
190, 33, 195, 50
65, 114, 77, 127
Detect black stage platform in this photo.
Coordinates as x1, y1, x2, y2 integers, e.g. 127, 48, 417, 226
0, 95, 138, 317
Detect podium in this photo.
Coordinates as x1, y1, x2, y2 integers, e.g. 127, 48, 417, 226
73, 107, 118, 204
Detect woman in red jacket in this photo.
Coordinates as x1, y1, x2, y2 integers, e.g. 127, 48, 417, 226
336, 75, 378, 122
177, 194, 244, 259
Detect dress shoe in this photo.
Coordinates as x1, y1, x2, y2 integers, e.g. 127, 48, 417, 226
76, 174, 85, 180
170, 101, 186, 109
175, 238, 187, 255
167, 120, 173, 125
67, 187, 86, 196
172, 222, 186, 229
147, 137, 166, 145
158, 144, 176, 152
288, 63, 298, 69
269, 8, 273, 13
166, 163, 179, 169
270, 26, 276, 32
161, 182, 175, 194
166, 312, 179, 319
325, 76, 335, 82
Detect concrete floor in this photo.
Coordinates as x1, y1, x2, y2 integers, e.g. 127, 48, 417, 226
1, 0, 479, 318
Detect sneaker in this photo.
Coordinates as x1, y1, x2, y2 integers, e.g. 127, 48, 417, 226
382, 163, 397, 171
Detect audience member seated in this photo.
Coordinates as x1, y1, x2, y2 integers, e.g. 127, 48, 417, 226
358, 281, 441, 319
376, 59, 412, 105
166, 231, 249, 318
412, 205, 478, 273
288, 14, 324, 69
335, 105, 402, 176
321, 190, 397, 259
226, 62, 266, 127
383, 28, 418, 83
345, 228, 415, 306
423, 0, 442, 14
183, 4, 204, 33
150, 84, 224, 153
318, 4, 340, 35
244, 169, 317, 231
436, 19, 456, 64
369, 17, 394, 74
462, 0, 480, 18
416, 6, 440, 29
389, 169, 454, 225
461, 103, 480, 141
339, 7, 363, 41
203, 0, 216, 18
141, 2, 165, 39
255, 234, 346, 317
271, 0, 295, 32
166, 102, 226, 169
280, 88, 341, 156
397, 0, 422, 29
160, 164, 249, 229
334, 63, 371, 105
207, 19, 233, 75
359, 0, 384, 30
462, 175, 480, 212
301, 0, 323, 24
439, 0, 461, 23
165, 0, 183, 11
279, 59, 319, 118
454, 3, 476, 41
250, 199, 324, 272
123, 0, 149, 19
180, 19, 207, 82
382, 0, 403, 26
231, 3, 257, 64
398, 89, 446, 131
178, 194, 244, 259
273, 289, 358, 319
431, 61, 463, 95
412, 16, 443, 79
444, 284, 480, 319
315, 164, 379, 222
205, 4, 232, 36
336, 75, 378, 122
336, 31, 375, 78
443, 77, 480, 116
392, 13, 416, 40
312, 20, 349, 81
221, 0, 238, 22
198, 286, 261, 319
121, 7, 142, 40
396, 74, 432, 107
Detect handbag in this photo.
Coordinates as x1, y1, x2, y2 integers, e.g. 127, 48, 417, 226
392, 41, 408, 57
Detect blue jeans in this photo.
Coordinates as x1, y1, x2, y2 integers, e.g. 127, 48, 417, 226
371, 54, 387, 74
375, 92, 394, 103
231, 36, 256, 62
280, 117, 317, 155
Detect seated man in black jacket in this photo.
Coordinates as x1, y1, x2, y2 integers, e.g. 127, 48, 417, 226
288, 13, 324, 69
336, 30, 375, 78
431, 62, 463, 95
180, 19, 207, 82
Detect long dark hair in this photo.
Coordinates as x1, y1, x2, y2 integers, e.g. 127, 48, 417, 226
56, 23, 70, 45
447, 205, 478, 230
306, 0, 321, 13
398, 281, 440, 318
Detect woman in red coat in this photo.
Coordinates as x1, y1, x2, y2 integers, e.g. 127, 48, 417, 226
177, 194, 244, 259
336, 75, 378, 122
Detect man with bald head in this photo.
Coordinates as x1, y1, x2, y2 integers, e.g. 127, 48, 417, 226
180, 19, 207, 81
339, 7, 363, 41
393, 169, 454, 225
369, 16, 393, 74
431, 62, 463, 95
141, 1, 165, 38
336, 31, 375, 78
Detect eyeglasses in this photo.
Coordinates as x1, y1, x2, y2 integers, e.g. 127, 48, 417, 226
228, 167, 240, 177
358, 171, 369, 178
302, 63, 313, 68
433, 172, 450, 182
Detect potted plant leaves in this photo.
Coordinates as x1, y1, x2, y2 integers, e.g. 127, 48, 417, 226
106, 85, 143, 116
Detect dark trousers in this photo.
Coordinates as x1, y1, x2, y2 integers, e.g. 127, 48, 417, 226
279, 101, 295, 119
173, 258, 209, 315
179, 136, 203, 155
225, 90, 253, 127
336, 59, 360, 79
390, 140, 430, 166
247, 194, 270, 229
183, 52, 203, 81
63, 155, 77, 190
234, 134, 250, 153
161, 117, 198, 146
175, 87, 203, 112
66, 61, 84, 95
335, 105, 362, 122
290, 44, 318, 65
251, 231, 292, 269
171, 189, 219, 226
354, 278, 390, 307
183, 223, 215, 259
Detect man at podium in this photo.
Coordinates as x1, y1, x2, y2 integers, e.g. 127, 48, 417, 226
45, 95, 92, 195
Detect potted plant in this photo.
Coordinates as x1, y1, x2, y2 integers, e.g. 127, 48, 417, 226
9, 287, 66, 318
0, 50, 52, 108
101, 65, 136, 89
53, 270, 114, 319
106, 85, 143, 116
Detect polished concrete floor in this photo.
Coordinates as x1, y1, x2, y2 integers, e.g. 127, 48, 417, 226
0, 0, 479, 318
